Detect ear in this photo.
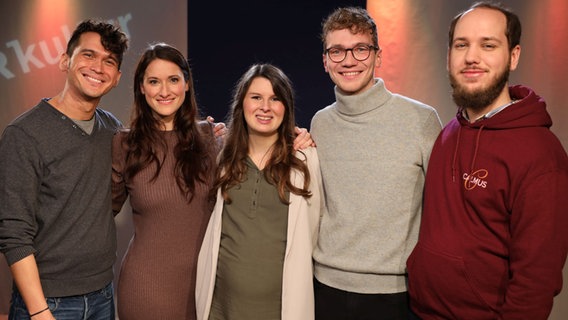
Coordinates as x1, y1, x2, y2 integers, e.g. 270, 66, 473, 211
374, 48, 382, 69
446, 48, 451, 72
113, 70, 122, 88
322, 53, 329, 73
58, 52, 70, 72
509, 45, 521, 71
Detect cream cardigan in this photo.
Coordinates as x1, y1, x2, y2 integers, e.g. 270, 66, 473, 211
196, 147, 323, 320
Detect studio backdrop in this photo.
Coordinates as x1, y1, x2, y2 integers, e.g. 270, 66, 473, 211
1, 1, 567, 319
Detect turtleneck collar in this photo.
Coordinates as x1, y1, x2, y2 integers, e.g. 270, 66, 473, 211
334, 78, 392, 116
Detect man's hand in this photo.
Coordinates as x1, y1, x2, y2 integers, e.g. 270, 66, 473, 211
293, 127, 315, 150
207, 116, 227, 139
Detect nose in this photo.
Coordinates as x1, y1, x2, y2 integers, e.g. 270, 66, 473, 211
464, 46, 480, 64
90, 58, 105, 73
260, 100, 271, 111
159, 84, 169, 96
341, 49, 358, 66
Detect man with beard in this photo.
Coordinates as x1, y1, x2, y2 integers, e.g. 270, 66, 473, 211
406, 2, 568, 319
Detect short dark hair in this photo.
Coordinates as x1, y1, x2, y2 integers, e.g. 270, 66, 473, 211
448, 1, 521, 51
66, 18, 129, 69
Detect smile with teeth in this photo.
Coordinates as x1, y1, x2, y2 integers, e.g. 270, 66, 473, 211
85, 75, 103, 84
257, 115, 272, 121
341, 71, 360, 76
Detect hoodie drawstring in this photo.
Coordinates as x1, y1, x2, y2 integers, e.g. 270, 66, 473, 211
452, 126, 462, 182
451, 124, 485, 182
470, 125, 485, 174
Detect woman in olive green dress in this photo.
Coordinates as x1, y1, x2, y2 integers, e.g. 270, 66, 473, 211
196, 63, 323, 320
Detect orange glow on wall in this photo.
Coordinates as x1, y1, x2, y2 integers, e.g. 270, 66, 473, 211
367, 0, 412, 87
367, 0, 449, 121
1, 1, 80, 122
14, 0, 80, 73
23, 0, 78, 39
519, 0, 568, 152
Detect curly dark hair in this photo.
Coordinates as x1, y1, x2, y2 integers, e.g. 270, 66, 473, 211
66, 18, 129, 69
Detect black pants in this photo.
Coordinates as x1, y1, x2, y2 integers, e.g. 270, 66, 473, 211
314, 278, 412, 320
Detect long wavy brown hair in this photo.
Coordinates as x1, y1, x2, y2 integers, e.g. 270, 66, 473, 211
123, 43, 216, 202
215, 63, 311, 204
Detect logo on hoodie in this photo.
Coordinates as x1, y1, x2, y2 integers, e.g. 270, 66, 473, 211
463, 169, 488, 190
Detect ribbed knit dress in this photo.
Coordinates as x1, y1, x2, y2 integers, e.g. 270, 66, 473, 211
112, 130, 216, 320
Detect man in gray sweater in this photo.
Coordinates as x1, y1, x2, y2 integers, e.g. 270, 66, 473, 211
0, 19, 128, 320
310, 7, 442, 319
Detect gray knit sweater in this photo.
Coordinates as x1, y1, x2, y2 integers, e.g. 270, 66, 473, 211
311, 79, 442, 294
0, 99, 121, 297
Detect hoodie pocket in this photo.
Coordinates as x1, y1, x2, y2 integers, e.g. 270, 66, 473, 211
407, 242, 496, 318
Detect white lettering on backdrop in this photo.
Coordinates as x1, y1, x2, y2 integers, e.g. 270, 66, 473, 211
0, 13, 132, 80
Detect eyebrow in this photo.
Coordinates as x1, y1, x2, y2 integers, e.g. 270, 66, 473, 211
77, 48, 95, 55
145, 74, 181, 79
327, 42, 370, 48
79, 48, 119, 63
453, 36, 502, 43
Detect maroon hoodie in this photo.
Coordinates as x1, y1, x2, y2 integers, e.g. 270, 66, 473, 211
407, 85, 568, 319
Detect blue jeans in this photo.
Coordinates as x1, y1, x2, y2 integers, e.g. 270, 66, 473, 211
9, 282, 114, 320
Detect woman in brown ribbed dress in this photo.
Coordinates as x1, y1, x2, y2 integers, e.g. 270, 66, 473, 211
111, 43, 219, 320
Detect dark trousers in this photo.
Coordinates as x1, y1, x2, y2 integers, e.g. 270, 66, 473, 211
314, 278, 412, 320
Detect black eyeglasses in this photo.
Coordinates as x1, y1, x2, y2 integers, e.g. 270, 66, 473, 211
324, 44, 379, 63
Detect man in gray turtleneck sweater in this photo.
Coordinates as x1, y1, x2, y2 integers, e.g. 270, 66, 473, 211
310, 7, 442, 319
